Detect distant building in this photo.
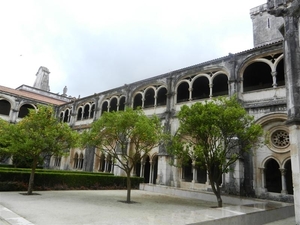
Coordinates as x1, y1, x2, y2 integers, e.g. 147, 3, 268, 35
0, 1, 295, 202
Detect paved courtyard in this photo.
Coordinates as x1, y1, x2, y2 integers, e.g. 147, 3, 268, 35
0, 190, 296, 225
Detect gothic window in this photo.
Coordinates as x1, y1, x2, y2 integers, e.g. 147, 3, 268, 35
99, 154, 105, 172
276, 59, 285, 86
177, 82, 189, 103
77, 108, 82, 120
133, 93, 143, 109
64, 109, 70, 123
18, 104, 35, 118
119, 96, 126, 111
144, 88, 155, 108
0, 99, 11, 115
271, 130, 290, 148
243, 62, 272, 92
212, 74, 228, 97
196, 165, 207, 184
74, 153, 79, 169
59, 111, 64, 122
78, 153, 84, 169
265, 158, 281, 193
182, 157, 193, 182
157, 87, 167, 106
90, 104, 95, 119
54, 156, 61, 167
284, 160, 293, 195
101, 102, 108, 115
192, 76, 209, 100
83, 104, 90, 120
144, 155, 150, 183
110, 97, 118, 112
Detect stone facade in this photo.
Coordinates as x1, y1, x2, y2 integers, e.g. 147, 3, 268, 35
0, 2, 297, 207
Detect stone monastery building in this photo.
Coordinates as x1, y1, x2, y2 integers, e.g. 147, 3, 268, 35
0, 1, 296, 202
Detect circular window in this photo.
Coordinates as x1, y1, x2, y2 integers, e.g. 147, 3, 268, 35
271, 130, 290, 148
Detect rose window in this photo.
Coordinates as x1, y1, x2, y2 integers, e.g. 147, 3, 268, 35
271, 130, 290, 148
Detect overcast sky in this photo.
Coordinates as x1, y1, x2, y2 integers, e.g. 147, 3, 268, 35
0, 0, 266, 98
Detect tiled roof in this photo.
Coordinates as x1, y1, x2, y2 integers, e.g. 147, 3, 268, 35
0, 85, 68, 105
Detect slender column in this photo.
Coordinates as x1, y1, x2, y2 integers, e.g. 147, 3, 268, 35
209, 83, 213, 98
188, 87, 193, 101
140, 161, 145, 178
192, 161, 197, 183
272, 71, 278, 88
149, 162, 153, 184
280, 168, 287, 194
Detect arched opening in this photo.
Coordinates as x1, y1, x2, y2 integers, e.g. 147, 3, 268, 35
106, 154, 112, 172
265, 158, 281, 193
90, 104, 95, 119
83, 105, 90, 119
59, 111, 64, 122
73, 153, 79, 169
63, 109, 70, 122
144, 88, 155, 108
144, 156, 150, 183
119, 96, 126, 111
152, 155, 158, 184
197, 165, 207, 184
212, 74, 228, 97
101, 102, 108, 115
182, 157, 193, 182
243, 62, 272, 92
285, 160, 293, 195
177, 82, 189, 103
99, 154, 105, 172
110, 98, 118, 112
134, 153, 141, 177
77, 108, 82, 121
192, 76, 210, 100
133, 93, 143, 109
276, 59, 285, 86
157, 87, 167, 106
18, 104, 35, 118
79, 153, 84, 169
0, 99, 11, 115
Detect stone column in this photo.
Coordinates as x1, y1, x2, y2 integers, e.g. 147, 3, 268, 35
280, 168, 287, 194
271, 71, 278, 88
259, 167, 267, 192
149, 161, 153, 184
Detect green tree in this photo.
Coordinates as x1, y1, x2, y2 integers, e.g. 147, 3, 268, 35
82, 108, 164, 203
168, 96, 262, 207
1, 105, 78, 194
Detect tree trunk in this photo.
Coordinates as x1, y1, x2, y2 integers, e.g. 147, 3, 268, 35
209, 174, 223, 207
126, 172, 131, 203
27, 157, 38, 195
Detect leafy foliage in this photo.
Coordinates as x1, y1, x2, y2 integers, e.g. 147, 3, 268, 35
81, 107, 164, 202
167, 96, 262, 207
0, 105, 79, 194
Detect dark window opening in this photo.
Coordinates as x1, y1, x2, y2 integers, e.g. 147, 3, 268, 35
144, 156, 150, 183
101, 102, 108, 115
90, 104, 95, 119
144, 89, 155, 108
60, 112, 64, 122
285, 160, 293, 195
276, 59, 285, 86
212, 74, 228, 97
77, 108, 82, 121
157, 87, 167, 106
177, 82, 189, 103
182, 158, 193, 182
152, 155, 158, 184
83, 105, 90, 120
192, 77, 210, 100
18, 104, 34, 118
197, 165, 207, 184
110, 98, 118, 112
133, 93, 143, 109
265, 159, 281, 193
63, 109, 70, 123
99, 154, 105, 172
243, 62, 272, 92
0, 100, 11, 115
74, 153, 78, 169
119, 96, 126, 111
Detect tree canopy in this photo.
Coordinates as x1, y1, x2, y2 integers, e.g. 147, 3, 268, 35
168, 96, 262, 207
81, 107, 164, 202
0, 105, 79, 194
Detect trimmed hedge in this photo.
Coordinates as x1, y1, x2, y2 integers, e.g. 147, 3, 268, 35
0, 170, 144, 191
